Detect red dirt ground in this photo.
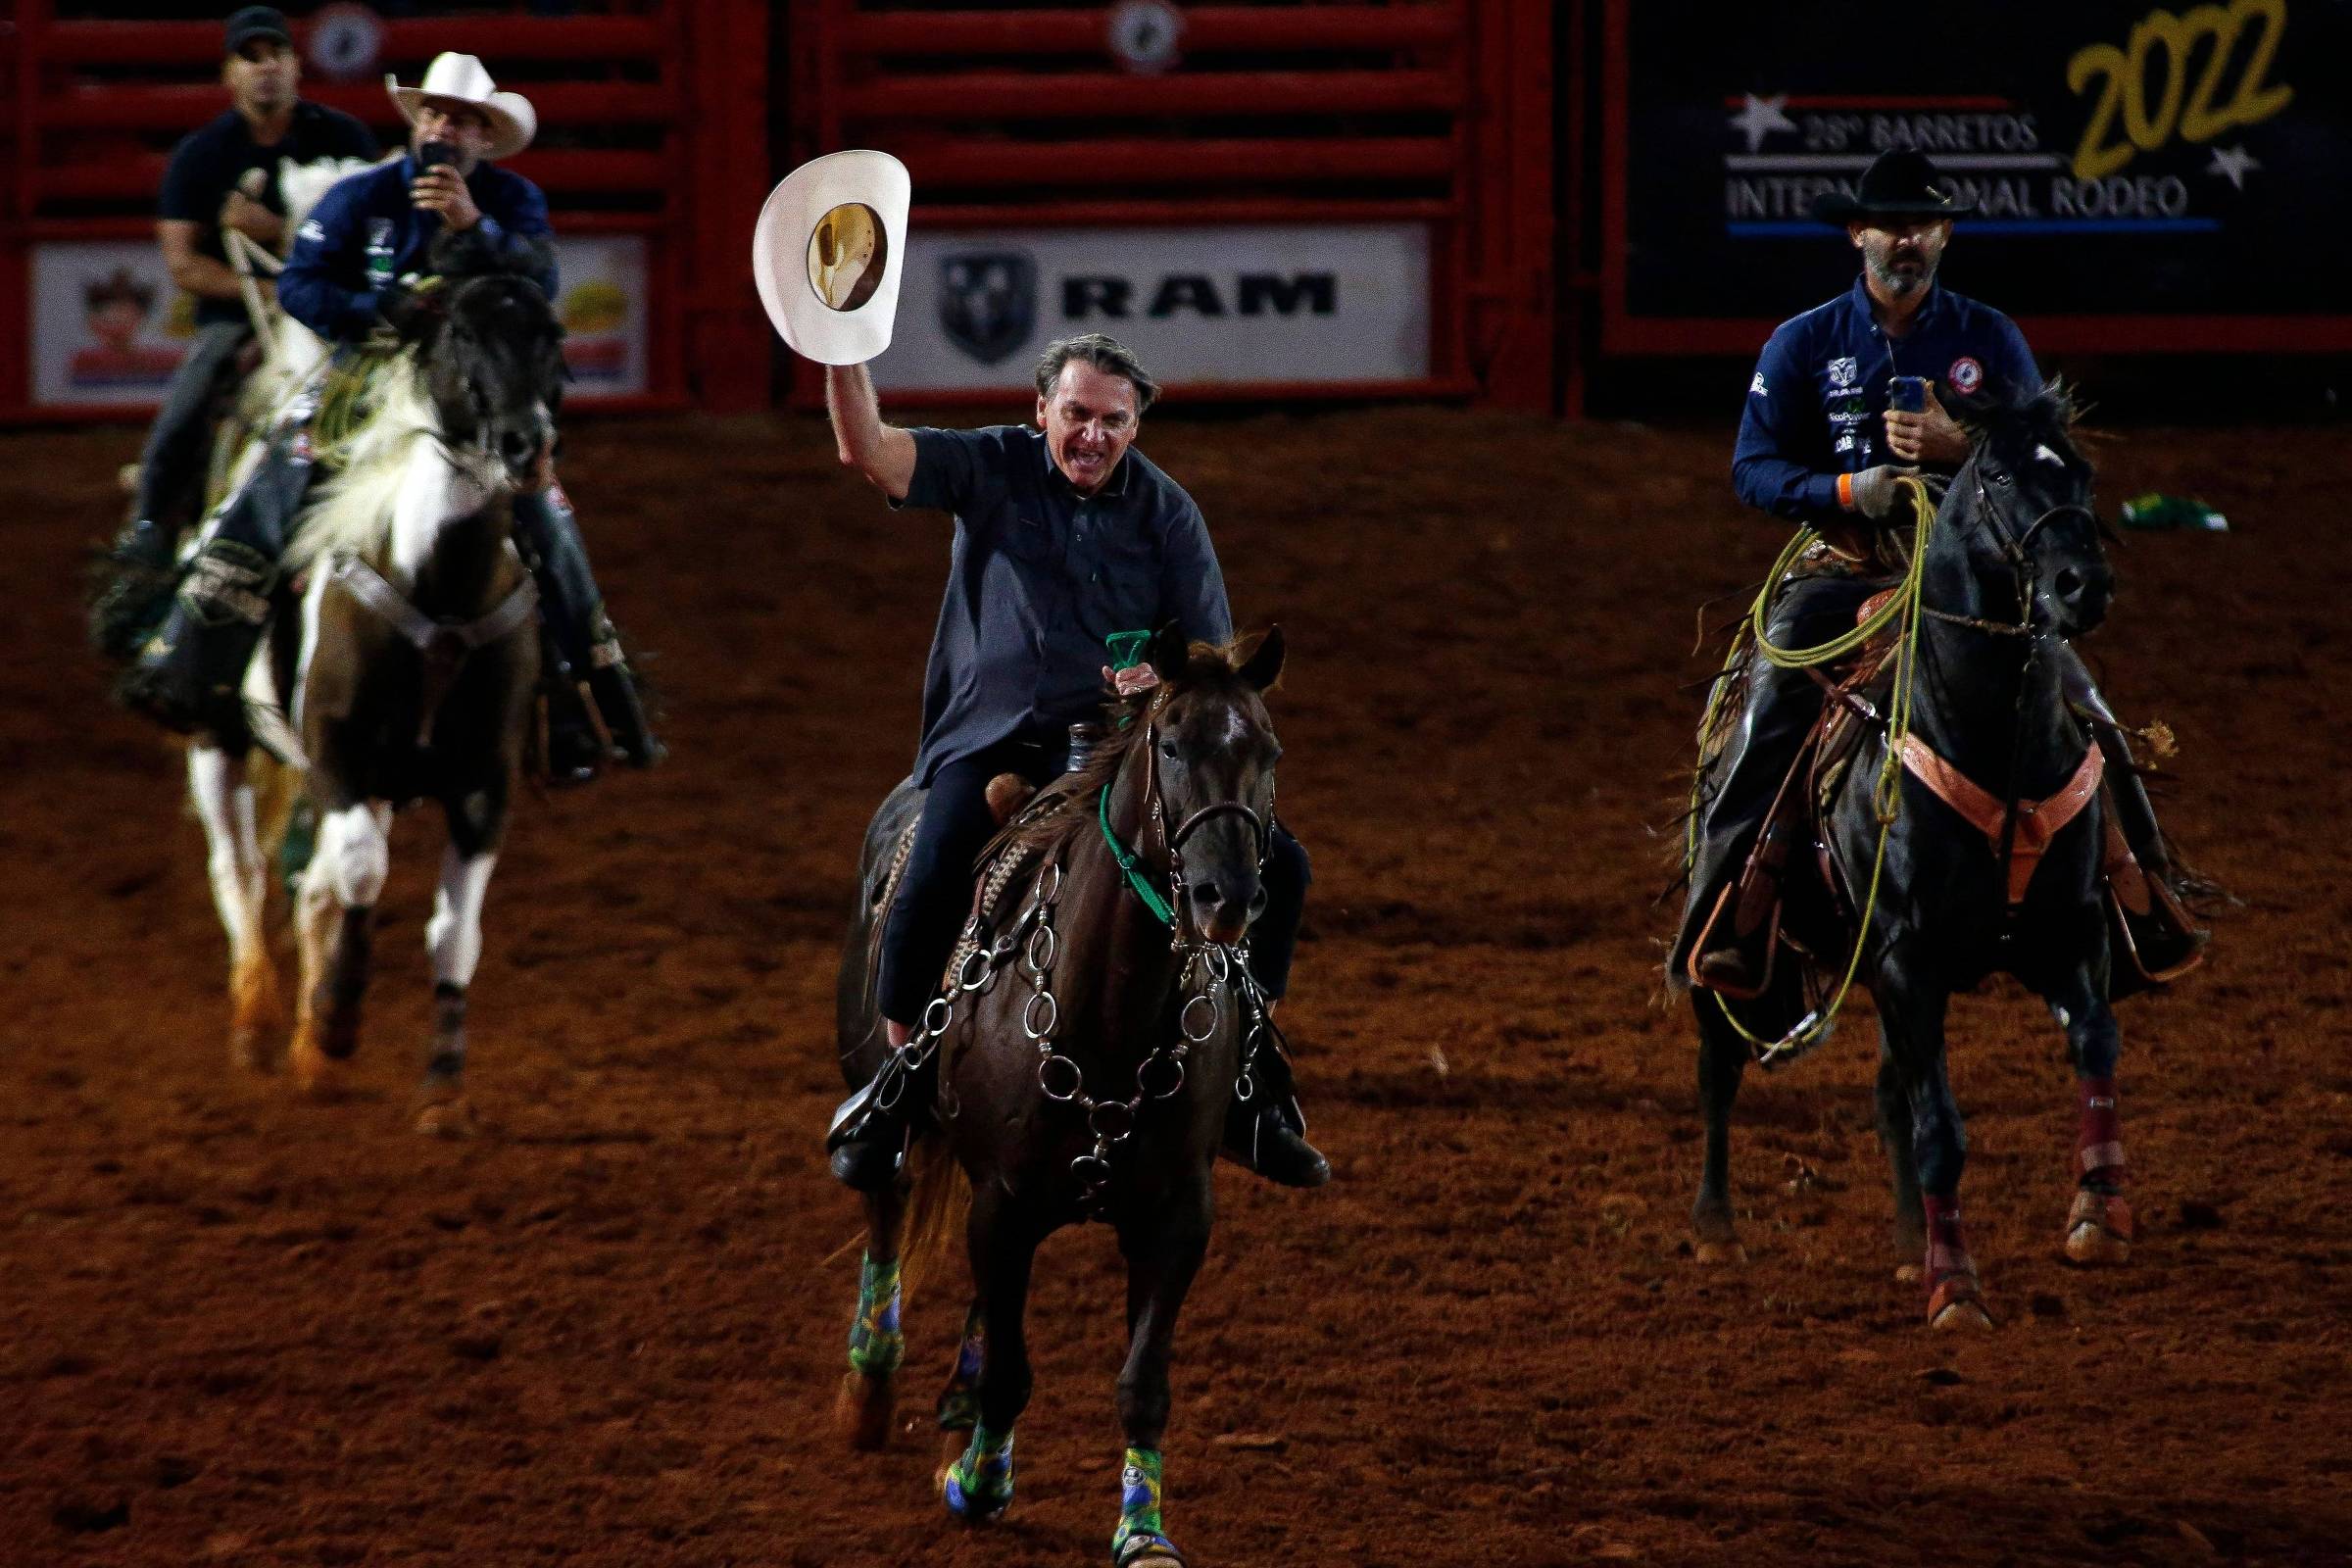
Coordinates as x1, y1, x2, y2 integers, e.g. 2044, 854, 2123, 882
2, 407, 2346, 1567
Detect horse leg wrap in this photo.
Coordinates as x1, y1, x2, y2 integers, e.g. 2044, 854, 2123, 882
1920, 1195, 1984, 1321
936, 1302, 985, 1431
1112, 1446, 1181, 1565
944, 1423, 1015, 1520
426, 983, 467, 1084
847, 1251, 905, 1376
2076, 1076, 2125, 1190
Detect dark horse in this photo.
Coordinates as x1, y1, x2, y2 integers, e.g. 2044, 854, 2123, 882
1690, 385, 2143, 1329
272, 231, 561, 1130
834, 626, 1291, 1567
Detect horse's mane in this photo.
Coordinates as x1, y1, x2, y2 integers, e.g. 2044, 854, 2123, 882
1947, 377, 2086, 459
283, 356, 444, 573
283, 233, 557, 573
993, 639, 1265, 861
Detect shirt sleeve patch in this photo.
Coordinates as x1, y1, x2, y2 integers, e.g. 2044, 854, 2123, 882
1749, 371, 1769, 397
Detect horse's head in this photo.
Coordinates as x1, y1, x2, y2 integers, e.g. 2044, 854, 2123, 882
1946, 381, 2111, 637
1138, 624, 1287, 948
380, 230, 565, 486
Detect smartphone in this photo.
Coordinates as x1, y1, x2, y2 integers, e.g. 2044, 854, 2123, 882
418, 139, 459, 172
1888, 374, 1930, 414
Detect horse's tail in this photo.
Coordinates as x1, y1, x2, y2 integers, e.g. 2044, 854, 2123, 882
897, 1132, 970, 1311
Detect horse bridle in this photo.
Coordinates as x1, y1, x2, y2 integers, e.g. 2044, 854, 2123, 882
1948, 460, 2102, 640
1134, 694, 1274, 948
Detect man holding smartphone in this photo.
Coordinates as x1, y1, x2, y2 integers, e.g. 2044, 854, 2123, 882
125, 52, 659, 780
1676, 149, 2200, 994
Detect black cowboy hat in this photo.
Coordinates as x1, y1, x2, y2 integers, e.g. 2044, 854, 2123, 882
1812, 150, 1975, 223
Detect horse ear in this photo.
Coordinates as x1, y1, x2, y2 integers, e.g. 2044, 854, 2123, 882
1238, 625, 1285, 692
1148, 621, 1190, 683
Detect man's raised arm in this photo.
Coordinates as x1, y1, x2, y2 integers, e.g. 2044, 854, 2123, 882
825, 362, 918, 502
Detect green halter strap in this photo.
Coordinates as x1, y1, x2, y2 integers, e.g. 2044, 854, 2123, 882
1096, 629, 1175, 925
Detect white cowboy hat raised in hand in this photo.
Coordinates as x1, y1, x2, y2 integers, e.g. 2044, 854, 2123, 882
752, 150, 910, 366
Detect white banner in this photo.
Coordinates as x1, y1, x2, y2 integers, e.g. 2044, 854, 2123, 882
29, 233, 650, 409
551, 233, 648, 401
872, 223, 1431, 393
30, 242, 190, 409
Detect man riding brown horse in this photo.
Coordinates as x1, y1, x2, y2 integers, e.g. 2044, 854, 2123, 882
819, 332, 1326, 1193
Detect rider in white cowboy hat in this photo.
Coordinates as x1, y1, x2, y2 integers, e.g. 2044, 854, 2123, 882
125, 51, 661, 780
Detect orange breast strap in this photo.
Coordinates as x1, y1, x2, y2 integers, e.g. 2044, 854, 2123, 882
1898, 735, 2106, 905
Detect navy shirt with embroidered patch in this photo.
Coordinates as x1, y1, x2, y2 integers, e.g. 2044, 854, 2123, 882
279, 152, 555, 343
157, 103, 378, 326
1733, 277, 2037, 527
895, 425, 1234, 786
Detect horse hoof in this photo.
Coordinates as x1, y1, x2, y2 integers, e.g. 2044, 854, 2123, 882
1692, 1238, 1747, 1266
229, 1023, 280, 1074
2064, 1192, 2132, 1266
835, 1370, 896, 1452
1930, 1299, 1994, 1332
942, 1472, 1010, 1525
414, 1094, 476, 1138
289, 1027, 345, 1101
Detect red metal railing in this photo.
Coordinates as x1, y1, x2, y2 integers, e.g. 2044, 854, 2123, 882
787, 0, 1553, 407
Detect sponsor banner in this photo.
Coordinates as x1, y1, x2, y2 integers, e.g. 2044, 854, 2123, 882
552, 234, 649, 400
873, 223, 1430, 393
1606, 0, 2352, 349
29, 232, 648, 408
31, 242, 190, 408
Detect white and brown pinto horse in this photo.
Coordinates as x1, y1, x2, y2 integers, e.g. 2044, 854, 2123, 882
199, 229, 562, 1130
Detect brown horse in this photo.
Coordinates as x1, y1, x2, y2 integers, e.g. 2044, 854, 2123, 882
834, 627, 1293, 1567
267, 239, 561, 1129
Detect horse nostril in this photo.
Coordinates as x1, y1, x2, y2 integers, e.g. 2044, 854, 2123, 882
2054, 568, 2082, 600
1189, 880, 1225, 909
500, 429, 535, 466
1249, 886, 1269, 914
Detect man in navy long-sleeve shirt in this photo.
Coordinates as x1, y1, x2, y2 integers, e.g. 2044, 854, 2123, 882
820, 333, 1326, 1193
1678, 150, 2199, 995
126, 52, 658, 780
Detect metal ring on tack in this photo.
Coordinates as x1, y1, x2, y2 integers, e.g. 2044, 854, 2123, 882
957, 950, 993, 991
1022, 989, 1058, 1041
923, 996, 953, 1034
1069, 1153, 1113, 1192
1138, 1053, 1187, 1100
1235, 1071, 1256, 1103
1026, 922, 1057, 973
1201, 946, 1231, 983
1180, 993, 1219, 1043
1088, 1100, 1135, 1143
1038, 1054, 1084, 1102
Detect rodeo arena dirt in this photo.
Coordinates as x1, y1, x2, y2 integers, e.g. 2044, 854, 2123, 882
8, 5, 2352, 1568
13, 407, 2352, 1565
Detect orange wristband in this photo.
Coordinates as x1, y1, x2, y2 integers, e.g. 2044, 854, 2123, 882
1837, 471, 1856, 511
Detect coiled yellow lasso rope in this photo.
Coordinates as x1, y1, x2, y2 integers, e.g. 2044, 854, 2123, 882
1690, 476, 1938, 1065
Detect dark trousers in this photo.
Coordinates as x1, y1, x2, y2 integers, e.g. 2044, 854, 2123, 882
877, 735, 1312, 1026
1679, 573, 1881, 948
136, 320, 252, 527
512, 484, 620, 682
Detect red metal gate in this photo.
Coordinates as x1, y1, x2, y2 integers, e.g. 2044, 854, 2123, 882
1, 1, 769, 420
785, 0, 1553, 407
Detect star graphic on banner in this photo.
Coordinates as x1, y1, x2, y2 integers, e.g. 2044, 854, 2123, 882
1728, 93, 1797, 154
2206, 143, 2260, 190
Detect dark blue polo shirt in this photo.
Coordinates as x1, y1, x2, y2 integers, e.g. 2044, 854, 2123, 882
896, 425, 1235, 786
279, 152, 555, 343
1733, 277, 2037, 527
157, 103, 378, 326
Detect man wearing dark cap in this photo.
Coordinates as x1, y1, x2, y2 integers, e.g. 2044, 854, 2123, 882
1676, 149, 2201, 994
105, 8, 375, 583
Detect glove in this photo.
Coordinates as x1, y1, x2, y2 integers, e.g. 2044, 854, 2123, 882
1845, 464, 1918, 521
